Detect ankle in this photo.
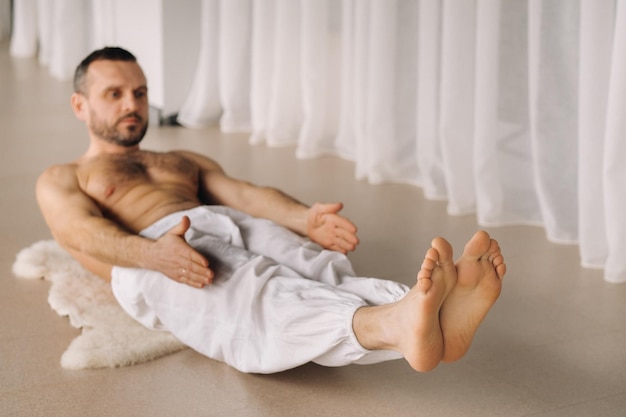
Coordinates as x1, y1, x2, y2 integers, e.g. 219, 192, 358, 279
352, 305, 394, 351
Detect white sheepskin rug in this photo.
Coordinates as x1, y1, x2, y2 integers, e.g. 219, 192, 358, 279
12, 240, 187, 370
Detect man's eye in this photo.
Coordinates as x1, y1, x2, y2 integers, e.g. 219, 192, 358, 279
108, 91, 121, 98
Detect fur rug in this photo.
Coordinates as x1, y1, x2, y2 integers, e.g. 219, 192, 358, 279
12, 240, 187, 370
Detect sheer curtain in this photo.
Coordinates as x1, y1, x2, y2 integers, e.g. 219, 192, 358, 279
179, 0, 626, 284
7, 0, 625, 283
8, 0, 93, 80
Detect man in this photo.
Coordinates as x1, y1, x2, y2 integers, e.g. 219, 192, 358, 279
36, 47, 506, 374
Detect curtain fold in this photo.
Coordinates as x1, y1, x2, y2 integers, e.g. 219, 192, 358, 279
416, 0, 445, 200
8, 0, 626, 283
177, 0, 222, 128
440, 0, 477, 215
578, 0, 612, 270
603, 0, 626, 283
473, 0, 501, 226
179, 0, 626, 283
9, 0, 91, 80
9, 0, 38, 58
218, 0, 251, 132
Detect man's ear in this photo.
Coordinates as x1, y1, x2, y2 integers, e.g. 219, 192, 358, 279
70, 92, 87, 121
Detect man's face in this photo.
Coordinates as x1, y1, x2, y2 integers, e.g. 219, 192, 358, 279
78, 60, 149, 147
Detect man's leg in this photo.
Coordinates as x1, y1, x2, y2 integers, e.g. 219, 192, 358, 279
203, 208, 506, 371
350, 231, 505, 372
214, 206, 410, 306
112, 253, 403, 373
110, 207, 399, 373
351, 235, 456, 372
113, 207, 504, 373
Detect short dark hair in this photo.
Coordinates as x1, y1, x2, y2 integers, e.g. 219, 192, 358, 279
73, 46, 137, 94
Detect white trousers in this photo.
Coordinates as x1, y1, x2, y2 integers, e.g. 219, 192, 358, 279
111, 206, 408, 373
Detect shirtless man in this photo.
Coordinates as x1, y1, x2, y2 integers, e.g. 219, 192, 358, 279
36, 47, 506, 374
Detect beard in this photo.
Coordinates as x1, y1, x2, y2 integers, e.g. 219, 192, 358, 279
89, 111, 148, 147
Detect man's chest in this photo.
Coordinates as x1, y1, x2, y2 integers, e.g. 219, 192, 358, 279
77, 151, 199, 201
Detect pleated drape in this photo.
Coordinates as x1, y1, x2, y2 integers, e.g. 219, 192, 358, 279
8, 0, 626, 283
177, 0, 626, 283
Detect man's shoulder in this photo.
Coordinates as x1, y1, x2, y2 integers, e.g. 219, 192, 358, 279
41, 162, 78, 176
38, 162, 79, 186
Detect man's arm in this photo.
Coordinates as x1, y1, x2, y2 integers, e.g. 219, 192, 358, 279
176, 151, 359, 254
35, 164, 213, 288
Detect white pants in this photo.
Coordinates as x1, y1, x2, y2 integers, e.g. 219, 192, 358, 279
111, 206, 408, 373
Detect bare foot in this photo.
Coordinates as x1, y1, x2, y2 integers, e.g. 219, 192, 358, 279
440, 231, 506, 363
352, 237, 457, 372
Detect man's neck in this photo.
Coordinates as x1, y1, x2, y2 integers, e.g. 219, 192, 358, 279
81, 140, 141, 160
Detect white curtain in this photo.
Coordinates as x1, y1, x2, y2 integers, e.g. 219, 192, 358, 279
8, 0, 626, 283
9, 0, 100, 80
179, 0, 626, 284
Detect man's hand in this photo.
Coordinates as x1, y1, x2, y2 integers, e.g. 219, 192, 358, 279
148, 216, 214, 288
306, 202, 359, 254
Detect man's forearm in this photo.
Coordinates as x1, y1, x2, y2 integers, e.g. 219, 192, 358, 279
60, 216, 153, 270
57, 214, 212, 287
241, 186, 310, 235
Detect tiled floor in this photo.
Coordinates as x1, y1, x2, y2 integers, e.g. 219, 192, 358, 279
2, 39, 626, 417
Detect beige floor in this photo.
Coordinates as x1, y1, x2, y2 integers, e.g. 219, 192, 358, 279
2, 40, 626, 417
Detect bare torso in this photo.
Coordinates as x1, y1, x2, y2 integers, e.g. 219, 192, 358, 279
76, 150, 204, 233
39, 146, 353, 282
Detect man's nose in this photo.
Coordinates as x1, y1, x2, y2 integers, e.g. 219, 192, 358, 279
122, 93, 141, 112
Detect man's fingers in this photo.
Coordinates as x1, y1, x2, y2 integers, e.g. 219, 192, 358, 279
335, 238, 357, 253
187, 256, 214, 282
188, 249, 209, 268
331, 223, 359, 246
167, 245, 213, 287
322, 229, 357, 254
327, 214, 357, 233
177, 263, 214, 287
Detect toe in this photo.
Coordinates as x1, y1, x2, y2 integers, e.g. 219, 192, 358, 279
496, 263, 507, 279
463, 231, 492, 260
431, 237, 454, 266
